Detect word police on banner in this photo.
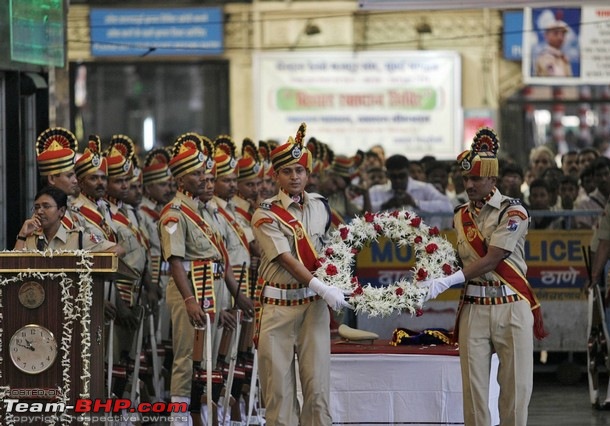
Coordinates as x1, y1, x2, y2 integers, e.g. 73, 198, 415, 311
356, 230, 592, 290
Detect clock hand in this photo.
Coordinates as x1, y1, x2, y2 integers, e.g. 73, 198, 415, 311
17, 342, 35, 351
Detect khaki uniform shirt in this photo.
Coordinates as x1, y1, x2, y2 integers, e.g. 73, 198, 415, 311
252, 191, 330, 285
23, 225, 115, 252
107, 199, 147, 277
62, 195, 87, 230
159, 191, 222, 262
455, 190, 529, 280
139, 196, 162, 259
71, 194, 116, 242
233, 195, 256, 243
213, 196, 251, 269
535, 45, 572, 77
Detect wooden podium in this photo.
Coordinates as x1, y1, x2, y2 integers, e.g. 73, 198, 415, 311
0, 252, 137, 423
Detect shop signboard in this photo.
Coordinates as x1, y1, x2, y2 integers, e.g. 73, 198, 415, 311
254, 51, 462, 160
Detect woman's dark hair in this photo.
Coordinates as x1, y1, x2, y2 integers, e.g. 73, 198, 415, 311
35, 186, 68, 209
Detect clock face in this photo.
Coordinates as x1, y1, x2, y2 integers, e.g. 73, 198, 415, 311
9, 324, 58, 374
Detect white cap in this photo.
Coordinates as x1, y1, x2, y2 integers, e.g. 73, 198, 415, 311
538, 9, 568, 32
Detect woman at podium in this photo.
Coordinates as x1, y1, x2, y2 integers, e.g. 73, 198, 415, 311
14, 185, 124, 255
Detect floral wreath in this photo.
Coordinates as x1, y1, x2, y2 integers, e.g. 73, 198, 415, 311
314, 209, 458, 318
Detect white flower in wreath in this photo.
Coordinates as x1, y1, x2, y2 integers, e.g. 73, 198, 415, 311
314, 209, 458, 318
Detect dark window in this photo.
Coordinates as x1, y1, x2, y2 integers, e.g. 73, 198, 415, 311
70, 61, 230, 151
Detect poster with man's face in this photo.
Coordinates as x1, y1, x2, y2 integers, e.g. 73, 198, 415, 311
523, 6, 610, 85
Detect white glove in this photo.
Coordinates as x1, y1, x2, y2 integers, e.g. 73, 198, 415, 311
309, 277, 353, 311
418, 270, 465, 302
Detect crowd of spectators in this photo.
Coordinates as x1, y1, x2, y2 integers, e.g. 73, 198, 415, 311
321, 140, 610, 232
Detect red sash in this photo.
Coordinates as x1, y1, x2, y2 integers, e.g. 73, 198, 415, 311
456, 207, 548, 340
61, 214, 74, 230
235, 206, 252, 223
110, 208, 149, 249
78, 204, 116, 242
140, 205, 160, 222
217, 206, 250, 254
268, 204, 318, 272
330, 207, 344, 228
161, 201, 229, 266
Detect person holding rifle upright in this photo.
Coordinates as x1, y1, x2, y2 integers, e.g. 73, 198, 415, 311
103, 135, 150, 405
235, 138, 264, 276
251, 123, 351, 426
140, 147, 175, 400
212, 135, 255, 423
234, 138, 265, 416
159, 133, 253, 426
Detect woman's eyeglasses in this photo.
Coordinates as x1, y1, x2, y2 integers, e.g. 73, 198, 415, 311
31, 204, 58, 213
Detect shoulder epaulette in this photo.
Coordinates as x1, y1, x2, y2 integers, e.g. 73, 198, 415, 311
498, 197, 528, 224
169, 202, 182, 210
454, 202, 468, 214
259, 202, 272, 210
70, 205, 80, 213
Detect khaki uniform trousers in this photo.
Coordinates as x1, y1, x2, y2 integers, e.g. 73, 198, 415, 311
167, 276, 228, 397
458, 299, 533, 426
258, 298, 332, 426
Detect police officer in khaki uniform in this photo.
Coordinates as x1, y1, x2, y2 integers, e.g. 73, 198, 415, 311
251, 123, 350, 426
534, 17, 572, 77
72, 137, 127, 326
35, 128, 84, 231
140, 148, 175, 318
104, 136, 151, 402
197, 135, 253, 360
140, 148, 175, 394
105, 136, 149, 314
15, 185, 120, 253
235, 139, 263, 223
257, 140, 279, 203
72, 135, 117, 243
420, 128, 547, 426
213, 135, 252, 303
160, 134, 252, 425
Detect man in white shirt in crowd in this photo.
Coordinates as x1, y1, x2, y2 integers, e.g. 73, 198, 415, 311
368, 154, 453, 229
